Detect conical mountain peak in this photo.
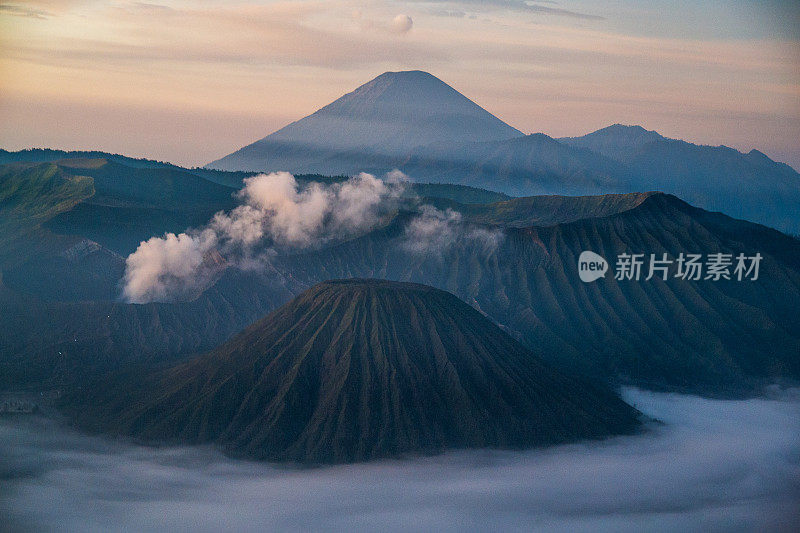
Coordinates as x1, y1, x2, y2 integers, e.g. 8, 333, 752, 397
308, 70, 480, 120
207, 71, 523, 173
68, 279, 641, 464
339, 70, 465, 103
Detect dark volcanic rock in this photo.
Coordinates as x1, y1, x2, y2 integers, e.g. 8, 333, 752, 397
69, 279, 641, 464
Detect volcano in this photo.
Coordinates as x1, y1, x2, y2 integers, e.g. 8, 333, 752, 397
70, 279, 641, 463
206, 70, 522, 174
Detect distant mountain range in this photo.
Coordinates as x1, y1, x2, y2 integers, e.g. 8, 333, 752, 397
1, 154, 798, 397
67, 279, 641, 464
207, 71, 800, 234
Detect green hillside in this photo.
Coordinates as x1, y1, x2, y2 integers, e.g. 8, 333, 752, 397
0, 163, 93, 268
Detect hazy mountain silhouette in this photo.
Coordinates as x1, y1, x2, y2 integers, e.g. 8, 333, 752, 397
207, 70, 522, 174
559, 125, 800, 232
67, 279, 642, 464
400, 133, 634, 196
402, 126, 800, 232
559, 124, 665, 159
206, 72, 800, 233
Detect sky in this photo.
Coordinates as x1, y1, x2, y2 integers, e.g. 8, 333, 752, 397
0, 0, 798, 168
3, 389, 799, 531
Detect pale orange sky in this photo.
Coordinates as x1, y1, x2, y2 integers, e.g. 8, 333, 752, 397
1, 1, 798, 168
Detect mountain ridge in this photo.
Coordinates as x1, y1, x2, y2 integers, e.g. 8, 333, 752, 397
2, 156, 799, 397
204, 70, 800, 233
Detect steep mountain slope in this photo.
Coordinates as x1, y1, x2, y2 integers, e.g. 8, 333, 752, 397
0, 157, 514, 388
44, 159, 241, 254
278, 194, 800, 396
455, 191, 656, 227
0, 148, 177, 169
0, 157, 509, 302
0, 157, 241, 260
207, 70, 522, 173
0, 158, 246, 307
412, 182, 511, 204
0, 267, 297, 390
68, 279, 641, 464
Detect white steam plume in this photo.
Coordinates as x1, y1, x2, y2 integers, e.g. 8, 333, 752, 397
122, 171, 405, 304
122, 230, 219, 304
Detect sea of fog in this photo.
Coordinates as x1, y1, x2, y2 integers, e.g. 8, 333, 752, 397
1, 389, 799, 532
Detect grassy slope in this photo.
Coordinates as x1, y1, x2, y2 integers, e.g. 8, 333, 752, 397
0, 163, 94, 269
44, 160, 239, 254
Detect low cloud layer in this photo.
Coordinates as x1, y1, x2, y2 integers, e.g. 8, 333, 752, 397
122, 172, 404, 303
414, 0, 604, 20
2, 389, 798, 532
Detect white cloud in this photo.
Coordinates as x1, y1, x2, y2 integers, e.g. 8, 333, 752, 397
402, 205, 504, 256
3, 389, 799, 531
390, 13, 413, 34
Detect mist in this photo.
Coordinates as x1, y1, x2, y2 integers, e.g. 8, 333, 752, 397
401, 205, 504, 257
2, 389, 798, 532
